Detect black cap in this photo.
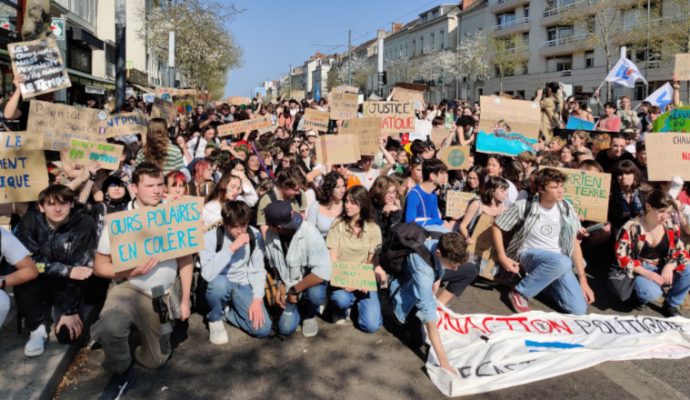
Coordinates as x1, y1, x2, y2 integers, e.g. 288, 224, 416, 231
264, 201, 302, 230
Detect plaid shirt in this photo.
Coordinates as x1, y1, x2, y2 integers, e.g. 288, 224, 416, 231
494, 196, 581, 260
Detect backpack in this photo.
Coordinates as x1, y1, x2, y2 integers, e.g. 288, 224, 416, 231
378, 223, 436, 278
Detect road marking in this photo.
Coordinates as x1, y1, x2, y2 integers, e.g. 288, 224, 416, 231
595, 361, 689, 400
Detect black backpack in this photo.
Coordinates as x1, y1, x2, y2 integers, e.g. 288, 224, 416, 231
213, 225, 256, 254
378, 223, 436, 278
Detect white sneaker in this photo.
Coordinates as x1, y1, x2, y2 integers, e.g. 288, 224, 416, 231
208, 320, 228, 345
24, 325, 47, 357
302, 317, 319, 337
334, 309, 351, 326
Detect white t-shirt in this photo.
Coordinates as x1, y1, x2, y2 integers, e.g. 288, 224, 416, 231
0, 228, 30, 265
353, 168, 379, 190
519, 203, 561, 255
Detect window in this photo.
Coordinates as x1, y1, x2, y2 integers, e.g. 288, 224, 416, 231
440, 30, 444, 49
71, 0, 96, 25
546, 26, 574, 44
522, 32, 529, 46
431, 33, 435, 51
585, 51, 594, 68
69, 45, 91, 73
546, 56, 572, 72
524, 6, 529, 18
634, 82, 646, 100
420, 37, 424, 54
412, 40, 416, 56
497, 13, 516, 28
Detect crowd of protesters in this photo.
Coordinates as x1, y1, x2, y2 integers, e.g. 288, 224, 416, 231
1, 72, 690, 399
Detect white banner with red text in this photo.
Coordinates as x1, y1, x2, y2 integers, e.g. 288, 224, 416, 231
426, 305, 690, 397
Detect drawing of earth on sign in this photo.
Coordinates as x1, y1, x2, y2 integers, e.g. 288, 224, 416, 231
446, 149, 465, 169
476, 130, 537, 157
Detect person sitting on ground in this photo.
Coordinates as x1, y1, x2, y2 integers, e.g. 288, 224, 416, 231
202, 171, 245, 227
492, 168, 594, 315
0, 228, 39, 328
404, 158, 449, 232
306, 171, 346, 237
136, 118, 185, 175
594, 132, 635, 173
256, 166, 308, 237
369, 176, 403, 238
200, 201, 271, 343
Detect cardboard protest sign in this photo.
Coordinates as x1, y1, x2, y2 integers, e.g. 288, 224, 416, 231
106, 112, 148, 138
314, 134, 360, 165
652, 106, 690, 132
363, 101, 415, 135
340, 117, 382, 155
565, 116, 596, 131
479, 96, 540, 140
646, 133, 690, 180
303, 109, 330, 132
8, 37, 71, 99
332, 85, 359, 94
64, 139, 123, 170
551, 167, 611, 223
438, 146, 470, 171
227, 96, 252, 105
217, 116, 272, 137
105, 197, 205, 272
390, 87, 426, 111
329, 92, 359, 120
476, 131, 537, 157
26, 100, 110, 151
151, 97, 177, 127
0, 131, 49, 203
467, 213, 498, 281
412, 119, 432, 142
330, 262, 377, 292
445, 191, 476, 219
674, 54, 690, 81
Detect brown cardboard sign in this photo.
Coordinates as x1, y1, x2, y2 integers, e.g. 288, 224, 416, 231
314, 134, 361, 165
467, 213, 498, 281
332, 85, 359, 94
0, 149, 49, 203
0, 131, 44, 151
548, 166, 611, 223
106, 112, 148, 138
330, 262, 377, 292
674, 54, 690, 82
445, 191, 477, 219
438, 146, 471, 171
390, 87, 426, 111
26, 100, 110, 151
329, 92, 359, 120
363, 101, 415, 135
646, 133, 690, 181
151, 97, 177, 127
227, 96, 252, 105
479, 96, 541, 140
8, 37, 71, 99
105, 197, 205, 272
430, 126, 451, 148
217, 116, 272, 137
63, 138, 124, 170
303, 109, 330, 132
340, 117, 383, 155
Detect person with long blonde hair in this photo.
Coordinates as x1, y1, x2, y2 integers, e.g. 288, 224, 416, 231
135, 118, 185, 174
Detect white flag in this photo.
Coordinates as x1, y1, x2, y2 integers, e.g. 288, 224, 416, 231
605, 56, 647, 88
643, 82, 673, 109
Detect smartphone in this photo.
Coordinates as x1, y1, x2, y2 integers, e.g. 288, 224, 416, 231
586, 223, 605, 233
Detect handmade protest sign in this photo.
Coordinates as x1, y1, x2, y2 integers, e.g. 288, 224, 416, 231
390, 87, 426, 111
412, 119, 432, 142
340, 117, 382, 155
330, 262, 377, 292
329, 92, 358, 120
26, 100, 110, 151
674, 53, 690, 81
217, 116, 272, 137
445, 191, 476, 219
565, 116, 596, 131
151, 97, 177, 127
332, 85, 359, 94
427, 305, 690, 397
0, 131, 49, 202
156, 87, 197, 99
479, 96, 541, 140
429, 126, 450, 148
106, 112, 148, 138
363, 101, 415, 135
652, 106, 690, 132
303, 109, 330, 132
105, 197, 205, 272
64, 139, 123, 170
467, 213, 498, 281
646, 133, 690, 180
476, 130, 537, 157
227, 96, 252, 105
8, 37, 71, 99
438, 146, 470, 170
314, 134, 360, 165
547, 167, 611, 223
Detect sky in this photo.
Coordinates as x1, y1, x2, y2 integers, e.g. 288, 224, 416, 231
222, 0, 445, 97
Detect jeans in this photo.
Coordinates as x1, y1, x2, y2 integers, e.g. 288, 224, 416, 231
205, 275, 272, 338
515, 248, 587, 315
442, 262, 479, 297
0, 290, 9, 328
330, 289, 382, 333
634, 262, 690, 307
277, 282, 327, 336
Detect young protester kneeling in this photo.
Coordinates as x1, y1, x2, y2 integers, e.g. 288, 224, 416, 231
492, 168, 595, 315
388, 232, 468, 375
199, 201, 271, 344
0, 228, 39, 328
614, 190, 690, 317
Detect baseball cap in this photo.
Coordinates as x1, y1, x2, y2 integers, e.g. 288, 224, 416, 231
264, 201, 303, 230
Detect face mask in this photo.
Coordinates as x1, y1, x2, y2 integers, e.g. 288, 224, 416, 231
290, 109, 298, 117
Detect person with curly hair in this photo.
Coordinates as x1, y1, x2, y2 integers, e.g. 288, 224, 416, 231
135, 118, 185, 175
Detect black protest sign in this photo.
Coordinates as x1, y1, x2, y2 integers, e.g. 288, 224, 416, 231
8, 37, 71, 99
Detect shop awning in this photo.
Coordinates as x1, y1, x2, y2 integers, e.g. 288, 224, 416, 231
131, 83, 155, 93
66, 68, 116, 90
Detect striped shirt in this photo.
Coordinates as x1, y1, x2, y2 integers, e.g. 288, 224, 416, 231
494, 197, 581, 260
135, 143, 185, 175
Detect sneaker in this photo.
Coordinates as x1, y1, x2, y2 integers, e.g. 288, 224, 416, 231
208, 320, 229, 345
334, 309, 351, 326
99, 365, 135, 400
301, 317, 319, 337
24, 325, 47, 357
663, 302, 681, 318
508, 290, 530, 313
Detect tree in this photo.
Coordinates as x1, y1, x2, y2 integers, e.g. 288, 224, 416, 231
329, 57, 376, 91
488, 34, 529, 94
385, 57, 419, 86
139, 0, 243, 99
453, 32, 490, 99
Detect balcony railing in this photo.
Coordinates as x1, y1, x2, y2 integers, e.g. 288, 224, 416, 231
542, 33, 589, 47
542, 0, 598, 17
494, 17, 530, 31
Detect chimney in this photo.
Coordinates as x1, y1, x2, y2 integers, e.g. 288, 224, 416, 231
392, 22, 403, 33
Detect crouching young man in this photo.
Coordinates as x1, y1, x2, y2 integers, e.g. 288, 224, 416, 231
492, 167, 594, 315
200, 201, 271, 344
388, 232, 468, 375
91, 162, 193, 399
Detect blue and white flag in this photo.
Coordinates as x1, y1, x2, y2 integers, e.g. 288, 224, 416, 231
643, 82, 673, 110
605, 56, 647, 88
